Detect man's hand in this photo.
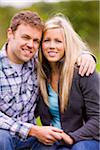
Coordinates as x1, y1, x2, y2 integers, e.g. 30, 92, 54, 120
77, 53, 96, 76
28, 126, 63, 145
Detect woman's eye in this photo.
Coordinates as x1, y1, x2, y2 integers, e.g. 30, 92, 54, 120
56, 39, 62, 43
43, 39, 49, 42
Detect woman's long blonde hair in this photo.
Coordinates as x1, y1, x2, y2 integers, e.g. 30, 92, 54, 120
38, 14, 89, 113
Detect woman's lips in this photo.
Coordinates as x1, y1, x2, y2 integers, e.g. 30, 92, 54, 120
48, 51, 57, 57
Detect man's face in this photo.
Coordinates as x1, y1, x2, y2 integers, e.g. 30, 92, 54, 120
7, 24, 42, 64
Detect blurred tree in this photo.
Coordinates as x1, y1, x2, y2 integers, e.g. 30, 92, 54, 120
0, 1, 99, 62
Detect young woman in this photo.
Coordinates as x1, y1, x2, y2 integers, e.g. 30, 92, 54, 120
34, 14, 99, 150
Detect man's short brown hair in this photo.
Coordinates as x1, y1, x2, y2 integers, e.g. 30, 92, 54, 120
10, 10, 44, 32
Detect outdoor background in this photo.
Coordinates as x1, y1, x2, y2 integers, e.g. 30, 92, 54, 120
0, 0, 99, 125
0, 0, 100, 72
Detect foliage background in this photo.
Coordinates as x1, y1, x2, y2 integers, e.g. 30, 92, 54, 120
0, 0, 99, 71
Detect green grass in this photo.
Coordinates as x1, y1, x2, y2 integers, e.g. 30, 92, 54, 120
96, 54, 100, 72
96, 64, 100, 72
36, 117, 42, 126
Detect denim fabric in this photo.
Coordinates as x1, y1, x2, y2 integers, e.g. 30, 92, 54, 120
0, 129, 37, 150
32, 141, 70, 150
32, 139, 99, 150
71, 140, 99, 150
0, 129, 99, 150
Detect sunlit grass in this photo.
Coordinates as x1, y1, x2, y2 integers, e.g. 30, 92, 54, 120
36, 117, 42, 126
96, 55, 100, 72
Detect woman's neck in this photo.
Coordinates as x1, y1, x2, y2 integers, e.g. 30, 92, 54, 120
50, 63, 59, 74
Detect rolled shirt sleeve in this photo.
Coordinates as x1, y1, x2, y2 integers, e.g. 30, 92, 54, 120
0, 111, 33, 139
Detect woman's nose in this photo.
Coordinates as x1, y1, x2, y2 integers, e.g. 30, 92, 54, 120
50, 41, 55, 49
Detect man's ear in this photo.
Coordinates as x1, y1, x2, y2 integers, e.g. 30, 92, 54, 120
7, 28, 14, 40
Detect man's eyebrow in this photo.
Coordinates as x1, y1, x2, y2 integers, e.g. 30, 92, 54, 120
33, 38, 40, 40
22, 34, 30, 37
21, 34, 41, 42
21, 34, 30, 38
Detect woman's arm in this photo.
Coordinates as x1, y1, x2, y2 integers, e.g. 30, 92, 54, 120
68, 71, 99, 142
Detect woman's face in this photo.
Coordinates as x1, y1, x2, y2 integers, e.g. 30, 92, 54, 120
42, 28, 65, 63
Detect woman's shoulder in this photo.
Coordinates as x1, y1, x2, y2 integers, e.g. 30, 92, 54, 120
73, 67, 99, 89
72, 68, 99, 96
73, 66, 99, 80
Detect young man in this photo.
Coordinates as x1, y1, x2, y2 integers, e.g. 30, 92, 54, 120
0, 11, 96, 150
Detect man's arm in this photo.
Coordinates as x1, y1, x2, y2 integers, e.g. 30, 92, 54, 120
0, 110, 63, 144
69, 71, 99, 142
0, 111, 33, 139
77, 51, 96, 76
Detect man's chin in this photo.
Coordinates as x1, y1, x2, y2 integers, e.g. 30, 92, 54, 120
23, 58, 32, 62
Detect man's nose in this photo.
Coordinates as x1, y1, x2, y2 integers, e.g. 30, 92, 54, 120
27, 40, 34, 48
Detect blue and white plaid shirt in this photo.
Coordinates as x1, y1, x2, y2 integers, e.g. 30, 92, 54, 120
0, 44, 39, 139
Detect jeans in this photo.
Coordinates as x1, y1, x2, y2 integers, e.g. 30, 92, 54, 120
0, 129, 37, 150
32, 141, 70, 150
0, 129, 99, 150
71, 140, 99, 150
32, 139, 99, 150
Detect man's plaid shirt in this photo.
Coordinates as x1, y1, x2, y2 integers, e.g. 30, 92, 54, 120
0, 44, 39, 139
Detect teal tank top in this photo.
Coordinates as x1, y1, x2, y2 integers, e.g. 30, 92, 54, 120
48, 84, 61, 129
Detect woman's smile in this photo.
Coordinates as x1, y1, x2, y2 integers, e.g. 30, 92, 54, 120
42, 28, 65, 63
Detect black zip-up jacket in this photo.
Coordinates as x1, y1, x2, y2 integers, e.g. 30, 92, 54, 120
35, 69, 99, 142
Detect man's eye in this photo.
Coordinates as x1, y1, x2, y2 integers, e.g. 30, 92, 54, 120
34, 39, 40, 44
22, 36, 30, 40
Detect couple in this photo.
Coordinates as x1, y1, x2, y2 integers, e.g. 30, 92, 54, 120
0, 11, 99, 150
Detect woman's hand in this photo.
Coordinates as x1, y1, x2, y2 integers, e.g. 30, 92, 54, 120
61, 132, 74, 145
77, 53, 96, 76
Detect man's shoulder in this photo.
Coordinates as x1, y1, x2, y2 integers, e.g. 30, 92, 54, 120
0, 48, 9, 70
26, 56, 38, 70
0, 44, 7, 58
0, 50, 5, 69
